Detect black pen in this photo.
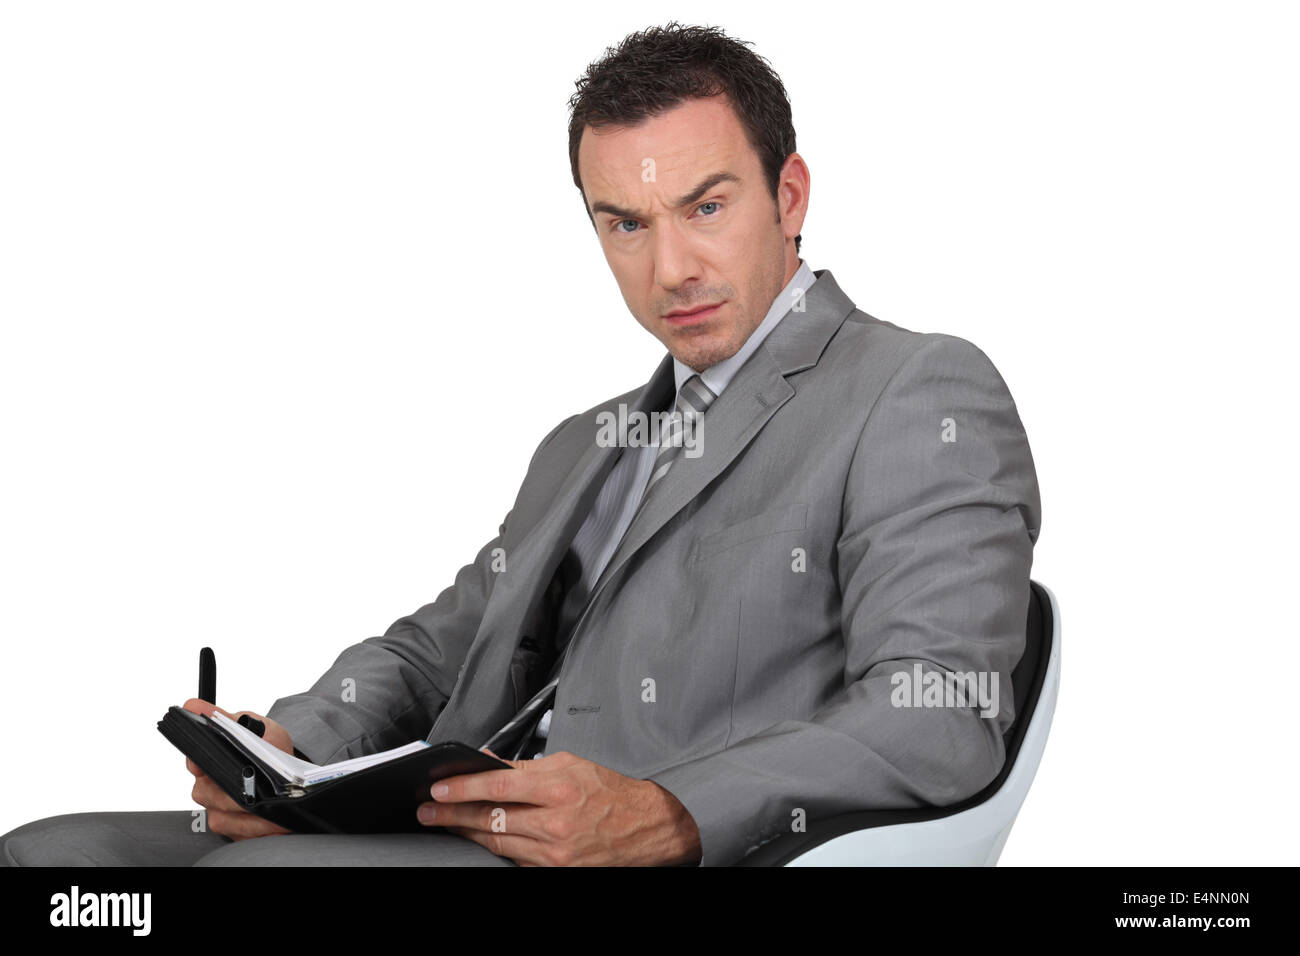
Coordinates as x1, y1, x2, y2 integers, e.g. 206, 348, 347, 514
198, 647, 216, 704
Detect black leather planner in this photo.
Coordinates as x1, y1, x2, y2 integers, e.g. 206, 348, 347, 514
158, 705, 512, 834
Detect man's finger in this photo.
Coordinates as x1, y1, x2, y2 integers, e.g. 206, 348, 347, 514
477, 747, 518, 767
431, 763, 547, 806
208, 808, 289, 841
181, 698, 239, 722
192, 772, 242, 814
418, 800, 553, 841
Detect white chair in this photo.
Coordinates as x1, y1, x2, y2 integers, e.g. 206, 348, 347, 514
740, 579, 1061, 866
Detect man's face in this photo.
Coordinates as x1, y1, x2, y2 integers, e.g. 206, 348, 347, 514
578, 96, 802, 372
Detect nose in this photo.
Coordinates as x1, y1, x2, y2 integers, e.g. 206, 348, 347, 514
651, 219, 704, 295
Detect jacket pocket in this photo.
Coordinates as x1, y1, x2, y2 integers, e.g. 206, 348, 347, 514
694, 501, 809, 563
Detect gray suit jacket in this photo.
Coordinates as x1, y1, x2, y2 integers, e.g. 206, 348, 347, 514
267, 269, 1042, 866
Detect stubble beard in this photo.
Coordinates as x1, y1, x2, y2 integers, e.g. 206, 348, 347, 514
671, 253, 787, 373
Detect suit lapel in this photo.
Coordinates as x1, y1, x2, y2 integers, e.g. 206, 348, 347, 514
592, 352, 793, 594
587, 269, 858, 602
428, 354, 676, 745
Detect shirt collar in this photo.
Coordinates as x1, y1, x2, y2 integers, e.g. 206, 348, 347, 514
673, 258, 817, 397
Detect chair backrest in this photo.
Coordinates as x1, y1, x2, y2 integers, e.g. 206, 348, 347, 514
737, 579, 1055, 866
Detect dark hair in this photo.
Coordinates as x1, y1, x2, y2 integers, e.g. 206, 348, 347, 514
567, 22, 801, 253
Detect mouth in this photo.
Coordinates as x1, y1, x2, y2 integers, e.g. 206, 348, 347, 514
662, 302, 725, 327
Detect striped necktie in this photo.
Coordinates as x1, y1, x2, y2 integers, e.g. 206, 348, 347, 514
480, 374, 719, 760
634, 374, 717, 523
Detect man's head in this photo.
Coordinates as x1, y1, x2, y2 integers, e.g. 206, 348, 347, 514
569, 23, 810, 372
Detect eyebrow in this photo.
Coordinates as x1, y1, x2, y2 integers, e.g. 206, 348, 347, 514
589, 171, 742, 221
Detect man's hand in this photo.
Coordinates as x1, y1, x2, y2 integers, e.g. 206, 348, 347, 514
181, 698, 294, 841
418, 749, 702, 866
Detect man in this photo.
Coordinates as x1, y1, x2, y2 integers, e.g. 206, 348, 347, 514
1, 22, 1041, 867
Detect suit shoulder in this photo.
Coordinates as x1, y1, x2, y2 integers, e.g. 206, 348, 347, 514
828, 309, 936, 382
837, 312, 1008, 386
905, 331, 1018, 397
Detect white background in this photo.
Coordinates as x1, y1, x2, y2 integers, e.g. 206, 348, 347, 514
1, 1, 1295, 865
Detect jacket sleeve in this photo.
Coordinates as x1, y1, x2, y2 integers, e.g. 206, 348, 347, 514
648, 334, 1043, 866
266, 415, 575, 765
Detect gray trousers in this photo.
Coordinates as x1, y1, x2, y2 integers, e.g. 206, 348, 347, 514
0, 811, 517, 866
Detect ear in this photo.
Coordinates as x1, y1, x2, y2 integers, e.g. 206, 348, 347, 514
776, 152, 810, 243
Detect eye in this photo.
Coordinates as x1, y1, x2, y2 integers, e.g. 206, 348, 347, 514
697, 201, 720, 216
615, 219, 640, 234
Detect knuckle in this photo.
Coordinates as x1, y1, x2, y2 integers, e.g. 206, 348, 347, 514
550, 781, 579, 804
549, 816, 575, 841
547, 844, 575, 866
487, 775, 511, 802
